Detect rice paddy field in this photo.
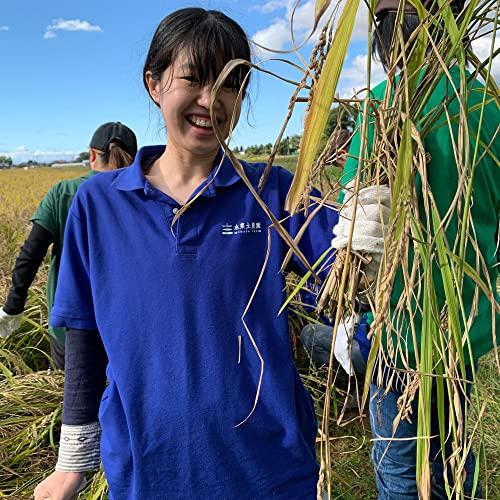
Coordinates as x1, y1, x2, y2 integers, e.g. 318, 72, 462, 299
0, 166, 498, 498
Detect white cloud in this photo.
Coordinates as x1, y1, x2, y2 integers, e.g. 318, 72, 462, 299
252, 0, 323, 54
287, 0, 316, 33
471, 33, 499, 83
43, 18, 102, 40
251, 1, 369, 56
351, 3, 369, 41
252, 1, 382, 96
33, 149, 78, 157
338, 54, 386, 98
0, 26, 9, 31
253, 19, 290, 53
253, 0, 289, 14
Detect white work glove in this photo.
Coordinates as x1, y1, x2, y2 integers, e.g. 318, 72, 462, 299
0, 308, 23, 339
331, 181, 391, 281
333, 314, 359, 376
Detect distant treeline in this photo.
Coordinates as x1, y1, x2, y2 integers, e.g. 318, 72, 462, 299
0, 152, 90, 169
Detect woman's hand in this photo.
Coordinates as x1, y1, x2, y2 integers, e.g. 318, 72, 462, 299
33, 470, 86, 500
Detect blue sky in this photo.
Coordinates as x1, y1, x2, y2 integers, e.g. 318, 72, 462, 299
0, 1, 497, 163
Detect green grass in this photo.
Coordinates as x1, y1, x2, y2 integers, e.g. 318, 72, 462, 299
241, 154, 343, 197
297, 346, 500, 499
299, 364, 376, 499
241, 154, 299, 172
242, 154, 342, 178
472, 351, 500, 499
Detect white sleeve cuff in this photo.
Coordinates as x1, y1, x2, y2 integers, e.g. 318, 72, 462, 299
55, 422, 101, 472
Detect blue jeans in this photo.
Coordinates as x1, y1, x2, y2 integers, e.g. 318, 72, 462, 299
369, 365, 482, 499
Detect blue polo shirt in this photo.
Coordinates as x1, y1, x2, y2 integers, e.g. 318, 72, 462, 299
52, 146, 338, 500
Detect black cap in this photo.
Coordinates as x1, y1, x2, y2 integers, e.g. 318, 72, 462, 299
89, 122, 137, 158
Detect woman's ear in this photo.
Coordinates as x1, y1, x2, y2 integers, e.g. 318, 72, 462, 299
89, 147, 97, 163
145, 71, 160, 105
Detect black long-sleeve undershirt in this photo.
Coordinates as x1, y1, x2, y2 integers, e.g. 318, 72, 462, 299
62, 328, 107, 425
4, 224, 107, 424
3, 222, 53, 315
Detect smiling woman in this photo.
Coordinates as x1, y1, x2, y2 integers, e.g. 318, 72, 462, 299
139, 9, 251, 204
142, 8, 250, 167
143, 51, 243, 180
31, 7, 385, 500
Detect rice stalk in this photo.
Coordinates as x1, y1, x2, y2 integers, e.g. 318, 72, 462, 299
285, 0, 361, 215
282, 1, 500, 497
0, 372, 63, 496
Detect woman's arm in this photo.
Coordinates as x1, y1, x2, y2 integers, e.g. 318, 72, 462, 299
3, 222, 53, 315
57, 327, 107, 470
62, 328, 107, 424
34, 328, 107, 499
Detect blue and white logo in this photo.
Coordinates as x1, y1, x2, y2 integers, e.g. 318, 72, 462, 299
222, 222, 263, 235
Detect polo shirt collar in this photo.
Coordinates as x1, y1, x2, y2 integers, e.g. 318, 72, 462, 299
112, 145, 242, 194
210, 149, 241, 189
112, 146, 162, 192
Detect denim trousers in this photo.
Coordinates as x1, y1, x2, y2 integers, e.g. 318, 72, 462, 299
369, 365, 483, 499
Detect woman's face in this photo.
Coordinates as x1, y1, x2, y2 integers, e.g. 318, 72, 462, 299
146, 50, 242, 159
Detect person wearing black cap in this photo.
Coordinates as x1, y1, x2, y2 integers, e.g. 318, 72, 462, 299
0, 122, 137, 369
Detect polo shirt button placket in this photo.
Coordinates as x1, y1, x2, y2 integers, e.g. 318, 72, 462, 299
172, 204, 198, 258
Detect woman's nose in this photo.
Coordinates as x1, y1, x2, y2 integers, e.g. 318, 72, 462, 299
196, 84, 212, 107
196, 83, 221, 111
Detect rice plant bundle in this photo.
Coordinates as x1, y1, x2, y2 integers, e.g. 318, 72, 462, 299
284, 1, 499, 498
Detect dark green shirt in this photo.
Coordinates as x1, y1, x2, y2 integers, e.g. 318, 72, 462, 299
341, 66, 499, 366
31, 170, 99, 343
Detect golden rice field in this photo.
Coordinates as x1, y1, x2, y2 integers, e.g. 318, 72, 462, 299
0, 166, 498, 498
0, 167, 85, 219
0, 167, 87, 296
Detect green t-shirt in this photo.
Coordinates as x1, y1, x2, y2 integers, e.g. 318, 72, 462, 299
340, 66, 499, 366
31, 170, 99, 343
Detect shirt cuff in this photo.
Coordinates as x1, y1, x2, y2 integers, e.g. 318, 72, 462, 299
50, 311, 98, 331
55, 422, 101, 472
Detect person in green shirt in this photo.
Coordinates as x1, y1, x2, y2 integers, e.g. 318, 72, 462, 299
335, 1, 499, 498
0, 122, 137, 368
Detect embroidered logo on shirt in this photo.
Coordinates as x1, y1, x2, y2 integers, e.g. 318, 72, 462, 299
222, 222, 262, 235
